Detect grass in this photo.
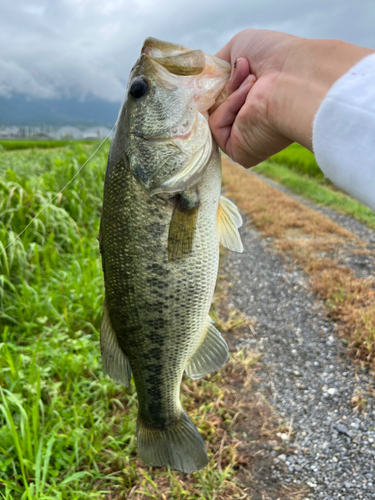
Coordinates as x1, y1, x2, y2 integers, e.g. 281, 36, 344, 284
0, 140, 94, 151
268, 143, 323, 179
0, 142, 301, 499
222, 158, 375, 370
0, 141, 114, 498
252, 143, 375, 229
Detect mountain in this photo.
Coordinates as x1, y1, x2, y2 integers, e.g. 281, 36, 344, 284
0, 93, 122, 126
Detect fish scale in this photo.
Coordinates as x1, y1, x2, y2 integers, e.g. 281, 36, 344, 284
99, 37, 243, 472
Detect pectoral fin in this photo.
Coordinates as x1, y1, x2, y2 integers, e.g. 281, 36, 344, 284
217, 196, 243, 253
185, 317, 229, 380
168, 191, 199, 261
100, 301, 132, 386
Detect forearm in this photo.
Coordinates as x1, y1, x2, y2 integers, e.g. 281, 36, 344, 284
271, 38, 375, 150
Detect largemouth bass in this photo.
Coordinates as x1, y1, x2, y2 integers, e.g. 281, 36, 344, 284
99, 37, 243, 473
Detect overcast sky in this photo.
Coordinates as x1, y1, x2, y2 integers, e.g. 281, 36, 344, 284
1, 0, 374, 102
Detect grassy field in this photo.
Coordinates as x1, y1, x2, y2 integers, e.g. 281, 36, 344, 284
0, 143, 275, 499
0, 140, 95, 151
254, 144, 375, 229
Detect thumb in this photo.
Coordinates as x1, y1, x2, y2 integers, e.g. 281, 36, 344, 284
209, 74, 256, 154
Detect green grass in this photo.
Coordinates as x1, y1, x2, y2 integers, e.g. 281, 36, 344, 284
0, 140, 94, 151
269, 143, 324, 179
254, 152, 375, 229
0, 142, 246, 499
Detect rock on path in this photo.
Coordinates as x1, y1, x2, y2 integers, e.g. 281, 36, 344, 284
226, 222, 375, 499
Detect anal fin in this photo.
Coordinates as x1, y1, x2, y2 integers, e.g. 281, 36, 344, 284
185, 317, 228, 380
217, 195, 243, 253
100, 301, 132, 386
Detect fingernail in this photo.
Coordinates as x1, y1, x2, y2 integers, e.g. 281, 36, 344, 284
239, 74, 254, 89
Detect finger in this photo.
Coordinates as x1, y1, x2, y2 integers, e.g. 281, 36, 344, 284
227, 58, 251, 94
209, 74, 256, 152
210, 58, 250, 113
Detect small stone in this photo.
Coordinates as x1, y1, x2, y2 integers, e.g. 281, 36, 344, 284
335, 424, 352, 437
327, 388, 337, 395
267, 440, 277, 450
278, 454, 287, 462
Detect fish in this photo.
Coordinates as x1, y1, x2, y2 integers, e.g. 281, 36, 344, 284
99, 37, 243, 473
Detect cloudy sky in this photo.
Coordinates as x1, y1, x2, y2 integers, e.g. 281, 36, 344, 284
1, 0, 374, 103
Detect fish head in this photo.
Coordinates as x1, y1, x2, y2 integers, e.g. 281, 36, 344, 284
114, 37, 231, 195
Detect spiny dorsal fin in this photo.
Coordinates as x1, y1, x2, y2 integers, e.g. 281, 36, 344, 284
168, 192, 199, 261
185, 317, 229, 380
100, 301, 132, 386
217, 195, 243, 253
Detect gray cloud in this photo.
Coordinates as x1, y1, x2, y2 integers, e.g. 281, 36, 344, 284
1, 0, 374, 102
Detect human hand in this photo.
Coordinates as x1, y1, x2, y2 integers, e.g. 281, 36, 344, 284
209, 29, 373, 168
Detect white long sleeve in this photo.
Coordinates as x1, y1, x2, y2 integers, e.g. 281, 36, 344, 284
313, 53, 375, 212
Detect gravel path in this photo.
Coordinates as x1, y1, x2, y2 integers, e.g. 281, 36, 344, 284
254, 172, 375, 280
226, 216, 375, 499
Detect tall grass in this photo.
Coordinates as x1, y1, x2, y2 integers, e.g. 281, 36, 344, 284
0, 142, 121, 498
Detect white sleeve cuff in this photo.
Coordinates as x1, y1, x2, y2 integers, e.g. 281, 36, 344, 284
312, 53, 375, 212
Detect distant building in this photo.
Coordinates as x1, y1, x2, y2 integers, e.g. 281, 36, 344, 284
82, 127, 112, 140
0, 124, 114, 140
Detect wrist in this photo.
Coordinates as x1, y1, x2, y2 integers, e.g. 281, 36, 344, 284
269, 38, 374, 150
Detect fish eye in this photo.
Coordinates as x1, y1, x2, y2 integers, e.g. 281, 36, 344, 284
129, 77, 149, 99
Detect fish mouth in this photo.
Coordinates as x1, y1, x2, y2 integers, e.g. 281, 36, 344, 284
137, 37, 231, 113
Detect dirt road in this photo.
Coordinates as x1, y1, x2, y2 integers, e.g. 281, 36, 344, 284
223, 166, 375, 499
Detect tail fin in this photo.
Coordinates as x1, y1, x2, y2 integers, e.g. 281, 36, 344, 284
137, 411, 208, 473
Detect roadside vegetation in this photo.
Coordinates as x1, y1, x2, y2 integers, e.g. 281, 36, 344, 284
0, 143, 302, 499
254, 143, 375, 229
222, 158, 375, 370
